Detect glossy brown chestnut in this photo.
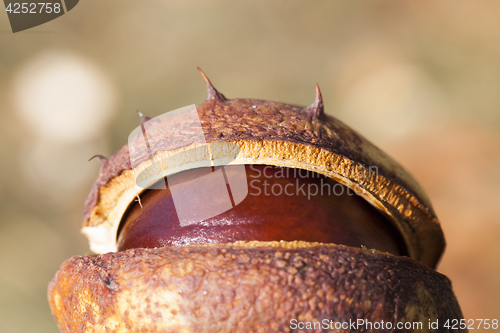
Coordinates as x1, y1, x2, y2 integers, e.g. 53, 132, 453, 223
117, 165, 407, 256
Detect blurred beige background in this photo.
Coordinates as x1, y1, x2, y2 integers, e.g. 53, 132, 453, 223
1, 1, 499, 332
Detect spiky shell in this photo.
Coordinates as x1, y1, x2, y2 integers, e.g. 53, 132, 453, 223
82, 70, 444, 268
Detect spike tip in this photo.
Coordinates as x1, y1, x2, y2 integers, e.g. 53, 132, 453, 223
301, 84, 324, 119
89, 154, 108, 164
136, 110, 151, 125
197, 67, 227, 102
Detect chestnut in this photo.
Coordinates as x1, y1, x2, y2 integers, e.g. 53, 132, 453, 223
117, 165, 407, 256
48, 70, 465, 333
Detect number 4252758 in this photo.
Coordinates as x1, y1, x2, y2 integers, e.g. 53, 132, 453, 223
444, 319, 498, 330
5, 3, 62, 14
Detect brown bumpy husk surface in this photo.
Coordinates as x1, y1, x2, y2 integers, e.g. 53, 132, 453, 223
48, 242, 465, 333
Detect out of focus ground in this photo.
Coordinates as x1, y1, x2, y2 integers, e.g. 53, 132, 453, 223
0, 1, 499, 331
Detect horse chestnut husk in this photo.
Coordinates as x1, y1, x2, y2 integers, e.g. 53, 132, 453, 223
48, 69, 465, 333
